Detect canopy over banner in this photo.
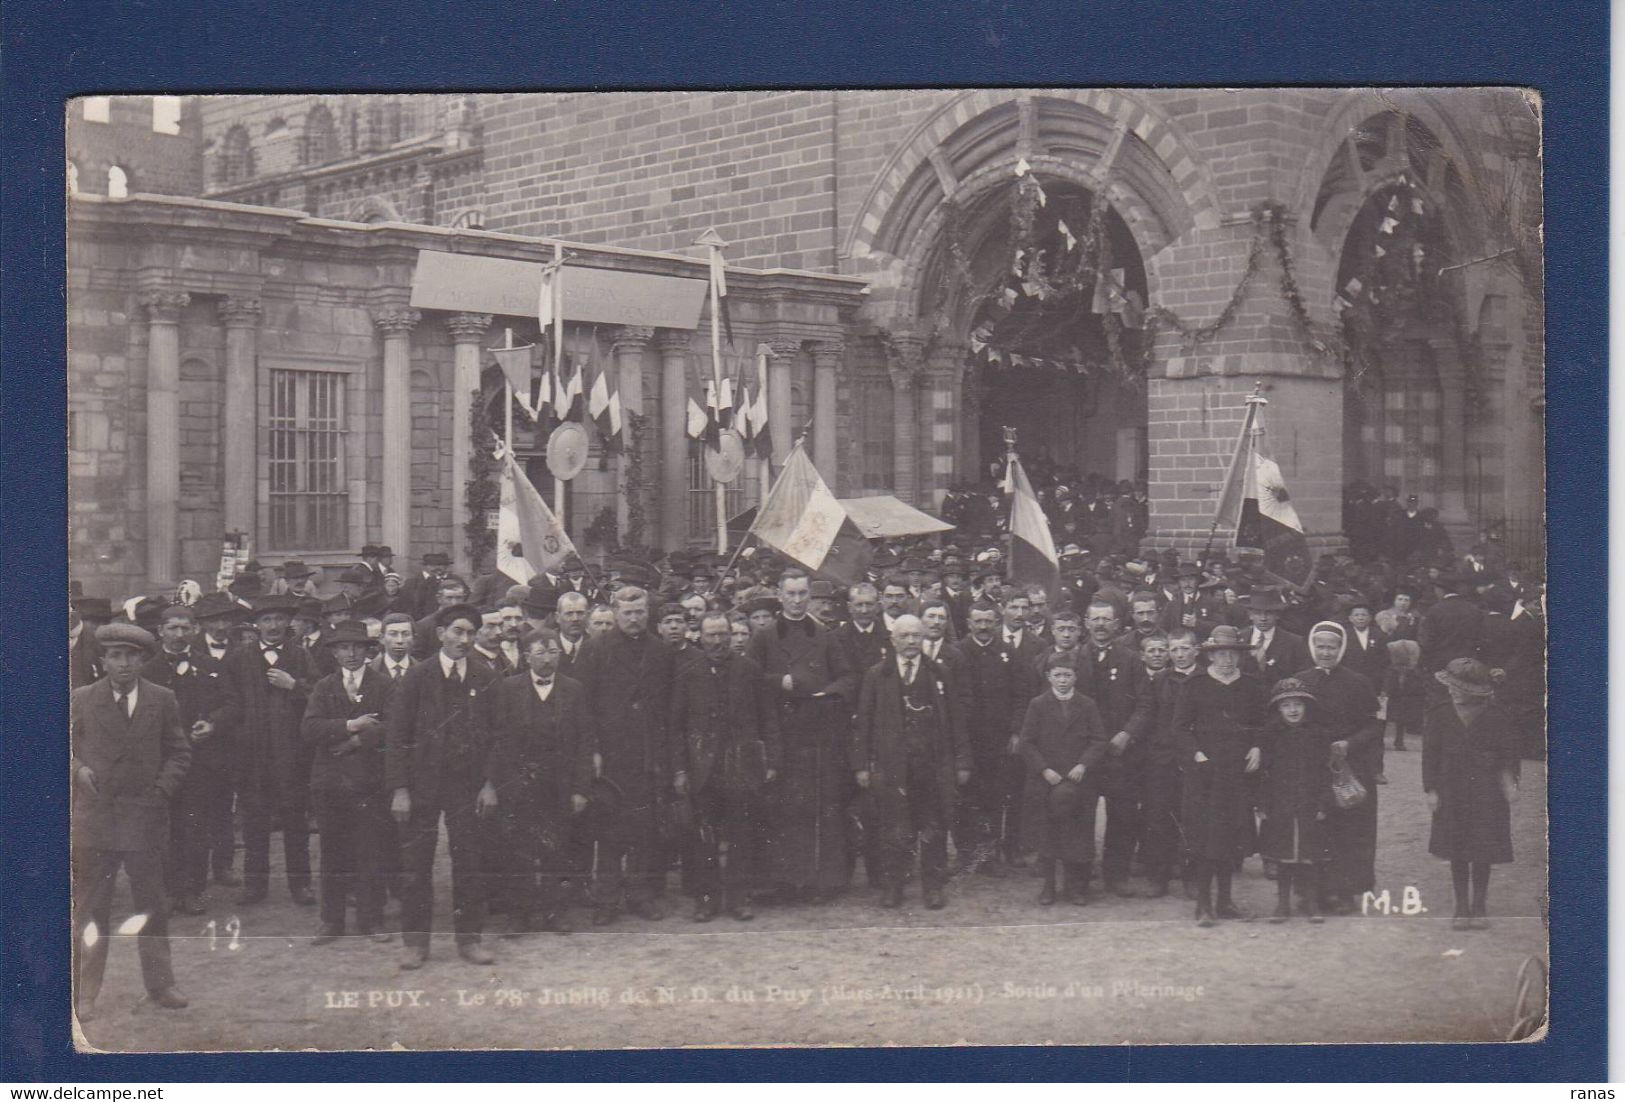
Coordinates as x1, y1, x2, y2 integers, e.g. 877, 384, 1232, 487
410, 249, 708, 329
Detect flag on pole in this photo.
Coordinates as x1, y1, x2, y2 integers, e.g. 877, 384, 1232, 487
501, 448, 576, 577
751, 343, 772, 459
717, 375, 734, 429
699, 228, 736, 348
495, 456, 534, 584
588, 362, 622, 451
492, 345, 537, 419
702, 379, 722, 447
748, 441, 871, 583
554, 354, 583, 421
1003, 452, 1060, 591
1212, 391, 1313, 584
686, 395, 709, 440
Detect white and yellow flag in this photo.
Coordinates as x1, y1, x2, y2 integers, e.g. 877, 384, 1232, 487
497, 449, 576, 582
748, 441, 870, 582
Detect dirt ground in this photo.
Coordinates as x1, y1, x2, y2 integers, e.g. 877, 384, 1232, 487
77, 745, 1548, 1051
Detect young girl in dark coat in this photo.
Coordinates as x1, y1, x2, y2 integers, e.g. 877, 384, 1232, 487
1424, 657, 1521, 930
1257, 677, 1334, 923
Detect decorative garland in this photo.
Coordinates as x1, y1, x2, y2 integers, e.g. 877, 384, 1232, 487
463, 390, 500, 572
623, 410, 649, 549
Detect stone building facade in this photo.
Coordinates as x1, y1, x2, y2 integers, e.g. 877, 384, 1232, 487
70, 89, 1544, 593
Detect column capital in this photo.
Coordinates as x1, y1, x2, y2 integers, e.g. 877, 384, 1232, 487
882, 328, 927, 389
768, 339, 803, 361
218, 296, 263, 328
810, 340, 845, 366
610, 325, 657, 352
655, 328, 693, 354
139, 289, 190, 323
372, 307, 422, 335
445, 312, 492, 342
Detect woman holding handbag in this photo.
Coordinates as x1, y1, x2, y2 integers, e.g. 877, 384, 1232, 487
1295, 621, 1383, 915
1423, 658, 1521, 930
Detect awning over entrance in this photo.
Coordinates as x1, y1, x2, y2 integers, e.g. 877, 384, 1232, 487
409, 249, 709, 328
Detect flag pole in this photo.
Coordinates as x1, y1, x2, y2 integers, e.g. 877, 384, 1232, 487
1202, 381, 1266, 564
502, 327, 515, 458
717, 425, 813, 581
551, 242, 567, 532
702, 230, 729, 556
1002, 424, 1018, 568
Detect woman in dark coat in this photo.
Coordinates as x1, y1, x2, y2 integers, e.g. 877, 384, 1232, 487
1295, 621, 1383, 914
1423, 657, 1521, 930
1173, 625, 1264, 926
1017, 651, 1111, 905
1257, 677, 1334, 924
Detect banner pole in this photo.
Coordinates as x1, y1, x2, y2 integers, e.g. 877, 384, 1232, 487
709, 244, 728, 556
552, 243, 567, 532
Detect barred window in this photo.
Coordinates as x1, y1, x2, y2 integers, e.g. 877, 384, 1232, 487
268, 370, 348, 551
688, 441, 743, 545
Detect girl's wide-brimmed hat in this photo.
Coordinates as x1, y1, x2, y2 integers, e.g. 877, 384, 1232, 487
1200, 624, 1248, 652
1435, 656, 1496, 697
1269, 676, 1316, 706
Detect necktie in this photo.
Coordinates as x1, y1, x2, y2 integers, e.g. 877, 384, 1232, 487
450, 662, 463, 688
115, 690, 132, 721
391, 664, 403, 683
904, 659, 916, 685
346, 671, 362, 702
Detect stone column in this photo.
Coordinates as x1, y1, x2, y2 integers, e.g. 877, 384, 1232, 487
884, 330, 926, 506
141, 289, 189, 586
657, 330, 692, 550
767, 340, 799, 465
810, 341, 843, 483
611, 326, 655, 542
446, 312, 491, 575
1429, 335, 1473, 533
218, 297, 262, 543
924, 339, 967, 508
373, 308, 420, 563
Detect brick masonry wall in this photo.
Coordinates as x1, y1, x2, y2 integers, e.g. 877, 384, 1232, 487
478, 91, 840, 270
68, 96, 202, 198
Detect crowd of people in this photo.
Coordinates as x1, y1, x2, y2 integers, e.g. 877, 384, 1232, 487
68, 519, 1545, 1022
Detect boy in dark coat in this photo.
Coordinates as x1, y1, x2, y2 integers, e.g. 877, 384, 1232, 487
1018, 651, 1111, 905
853, 614, 971, 910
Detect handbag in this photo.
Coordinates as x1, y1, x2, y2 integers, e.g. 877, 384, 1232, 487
1329, 758, 1367, 810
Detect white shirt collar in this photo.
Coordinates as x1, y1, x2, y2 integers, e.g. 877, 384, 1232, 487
113, 682, 139, 710
438, 651, 466, 679
897, 654, 919, 679
532, 677, 554, 702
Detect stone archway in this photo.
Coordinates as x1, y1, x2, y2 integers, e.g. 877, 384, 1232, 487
852, 91, 1211, 508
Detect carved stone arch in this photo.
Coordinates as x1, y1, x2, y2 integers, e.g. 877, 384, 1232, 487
890, 152, 1158, 343
1295, 90, 1495, 261
844, 88, 1219, 270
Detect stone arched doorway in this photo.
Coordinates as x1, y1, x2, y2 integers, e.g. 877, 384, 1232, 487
917, 175, 1153, 490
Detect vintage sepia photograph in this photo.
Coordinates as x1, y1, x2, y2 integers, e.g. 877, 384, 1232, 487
65, 87, 1547, 1051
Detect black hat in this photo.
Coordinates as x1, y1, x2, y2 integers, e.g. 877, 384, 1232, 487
338, 567, 372, 586
435, 602, 481, 629
423, 551, 451, 566
249, 593, 299, 617
1246, 588, 1288, 612
360, 544, 382, 558
1175, 561, 1201, 578
280, 558, 315, 579
321, 620, 377, 648
193, 592, 243, 622
522, 582, 560, 617
738, 594, 782, 616
71, 596, 114, 623
228, 573, 264, 598
294, 598, 325, 622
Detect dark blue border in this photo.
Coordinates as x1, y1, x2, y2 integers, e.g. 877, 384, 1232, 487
2, 0, 1604, 1082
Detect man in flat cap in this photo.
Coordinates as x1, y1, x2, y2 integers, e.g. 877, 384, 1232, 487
388, 602, 503, 967
72, 622, 191, 1021
219, 594, 317, 907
